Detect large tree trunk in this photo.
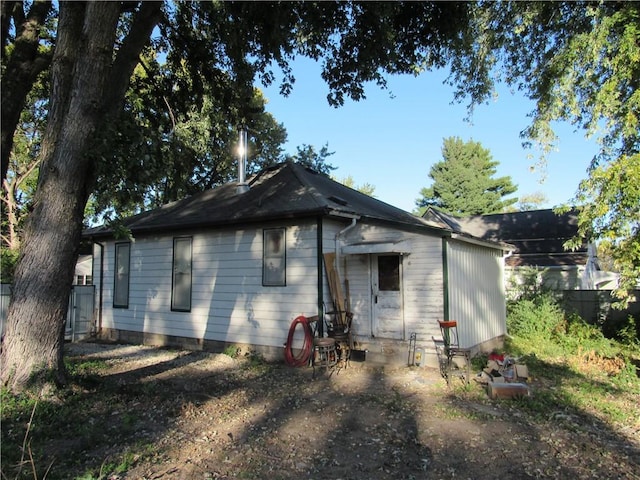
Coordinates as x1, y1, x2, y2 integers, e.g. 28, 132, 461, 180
0, 1, 162, 392
0, 2, 122, 391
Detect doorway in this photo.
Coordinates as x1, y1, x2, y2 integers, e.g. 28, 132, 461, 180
371, 254, 404, 339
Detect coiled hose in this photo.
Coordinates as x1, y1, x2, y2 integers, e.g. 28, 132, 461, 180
284, 315, 314, 367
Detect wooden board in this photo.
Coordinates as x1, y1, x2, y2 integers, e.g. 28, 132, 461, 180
323, 253, 347, 324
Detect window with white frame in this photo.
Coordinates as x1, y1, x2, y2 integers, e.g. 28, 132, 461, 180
172, 237, 192, 311
263, 228, 286, 286
76, 275, 93, 285
113, 242, 130, 308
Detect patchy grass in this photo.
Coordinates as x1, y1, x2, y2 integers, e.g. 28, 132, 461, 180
0, 355, 166, 480
505, 295, 640, 432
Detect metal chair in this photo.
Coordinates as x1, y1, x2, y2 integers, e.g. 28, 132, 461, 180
325, 309, 353, 368
433, 320, 471, 385
312, 337, 338, 377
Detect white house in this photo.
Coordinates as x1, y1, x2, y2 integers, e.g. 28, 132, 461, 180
84, 162, 511, 366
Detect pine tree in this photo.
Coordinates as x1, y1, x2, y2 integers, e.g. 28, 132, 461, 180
416, 137, 518, 216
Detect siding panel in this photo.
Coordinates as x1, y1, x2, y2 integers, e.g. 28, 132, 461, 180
446, 239, 507, 349
338, 223, 445, 345
96, 221, 321, 349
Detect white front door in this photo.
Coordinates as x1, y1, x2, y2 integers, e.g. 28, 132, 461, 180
372, 254, 404, 339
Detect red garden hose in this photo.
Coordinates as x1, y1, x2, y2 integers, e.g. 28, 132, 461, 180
284, 315, 314, 367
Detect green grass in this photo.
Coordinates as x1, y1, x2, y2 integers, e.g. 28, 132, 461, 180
74, 448, 144, 480
0, 356, 157, 480
222, 344, 240, 358
504, 295, 640, 429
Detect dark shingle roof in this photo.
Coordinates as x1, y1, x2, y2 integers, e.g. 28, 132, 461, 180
424, 208, 588, 267
85, 161, 446, 238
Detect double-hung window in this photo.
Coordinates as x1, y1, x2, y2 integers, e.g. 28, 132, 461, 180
172, 237, 192, 311
263, 228, 286, 286
113, 242, 130, 308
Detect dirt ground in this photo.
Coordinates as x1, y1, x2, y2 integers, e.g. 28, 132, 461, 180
42, 343, 640, 479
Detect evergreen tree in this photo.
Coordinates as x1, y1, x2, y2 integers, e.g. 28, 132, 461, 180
416, 137, 518, 216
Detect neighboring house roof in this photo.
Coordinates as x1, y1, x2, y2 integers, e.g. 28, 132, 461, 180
423, 207, 588, 267
85, 161, 459, 239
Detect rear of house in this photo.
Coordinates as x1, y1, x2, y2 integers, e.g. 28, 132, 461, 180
87, 162, 510, 366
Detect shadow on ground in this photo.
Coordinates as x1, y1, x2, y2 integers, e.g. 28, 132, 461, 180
1, 342, 638, 480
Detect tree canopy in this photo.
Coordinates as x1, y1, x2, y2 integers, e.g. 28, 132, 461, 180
282, 143, 336, 176
416, 136, 518, 216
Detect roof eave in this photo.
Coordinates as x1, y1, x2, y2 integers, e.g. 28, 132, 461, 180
84, 207, 331, 240
450, 232, 514, 252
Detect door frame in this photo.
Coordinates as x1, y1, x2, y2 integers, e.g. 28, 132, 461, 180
370, 253, 405, 340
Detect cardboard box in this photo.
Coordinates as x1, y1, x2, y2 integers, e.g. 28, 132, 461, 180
515, 364, 529, 380
488, 382, 529, 400
486, 360, 500, 371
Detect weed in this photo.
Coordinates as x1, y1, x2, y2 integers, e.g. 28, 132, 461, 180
617, 315, 640, 347
223, 344, 240, 358
507, 293, 566, 341
471, 352, 488, 371
0, 387, 38, 420
245, 351, 267, 370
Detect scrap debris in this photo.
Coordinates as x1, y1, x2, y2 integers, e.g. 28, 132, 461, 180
475, 353, 530, 399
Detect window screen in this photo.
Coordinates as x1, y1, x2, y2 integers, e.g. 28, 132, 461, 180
113, 242, 130, 308
263, 228, 286, 286
172, 237, 192, 311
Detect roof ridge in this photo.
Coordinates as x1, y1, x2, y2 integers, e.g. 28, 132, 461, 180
285, 161, 330, 210
248, 162, 281, 186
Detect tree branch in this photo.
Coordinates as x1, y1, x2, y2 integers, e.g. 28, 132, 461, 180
0, 0, 53, 183
106, 1, 163, 117
1, 1, 19, 53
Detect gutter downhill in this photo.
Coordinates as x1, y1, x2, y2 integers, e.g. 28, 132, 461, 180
335, 217, 358, 286
94, 241, 105, 334
441, 237, 449, 321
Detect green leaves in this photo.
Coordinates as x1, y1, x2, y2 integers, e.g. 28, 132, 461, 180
567, 154, 640, 303
416, 136, 518, 216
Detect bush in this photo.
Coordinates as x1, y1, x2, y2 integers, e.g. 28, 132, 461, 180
507, 293, 565, 340
616, 315, 640, 348
561, 313, 617, 356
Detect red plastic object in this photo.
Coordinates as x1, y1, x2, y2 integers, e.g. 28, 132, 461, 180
438, 320, 457, 328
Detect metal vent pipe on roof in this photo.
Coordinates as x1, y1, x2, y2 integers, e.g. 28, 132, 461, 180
237, 126, 249, 194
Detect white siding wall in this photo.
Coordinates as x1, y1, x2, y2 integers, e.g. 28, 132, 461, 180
94, 220, 320, 349
505, 266, 584, 296
337, 223, 445, 345
91, 217, 506, 357
446, 239, 507, 349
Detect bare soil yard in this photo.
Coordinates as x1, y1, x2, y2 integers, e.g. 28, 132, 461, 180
4, 342, 639, 479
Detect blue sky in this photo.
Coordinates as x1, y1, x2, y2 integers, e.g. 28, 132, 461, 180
260, 57, 600, 213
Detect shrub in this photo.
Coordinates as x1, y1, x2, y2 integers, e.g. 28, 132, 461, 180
561, 313, 616, 356
617, 315, 640, 348
507, 293, 565, 340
